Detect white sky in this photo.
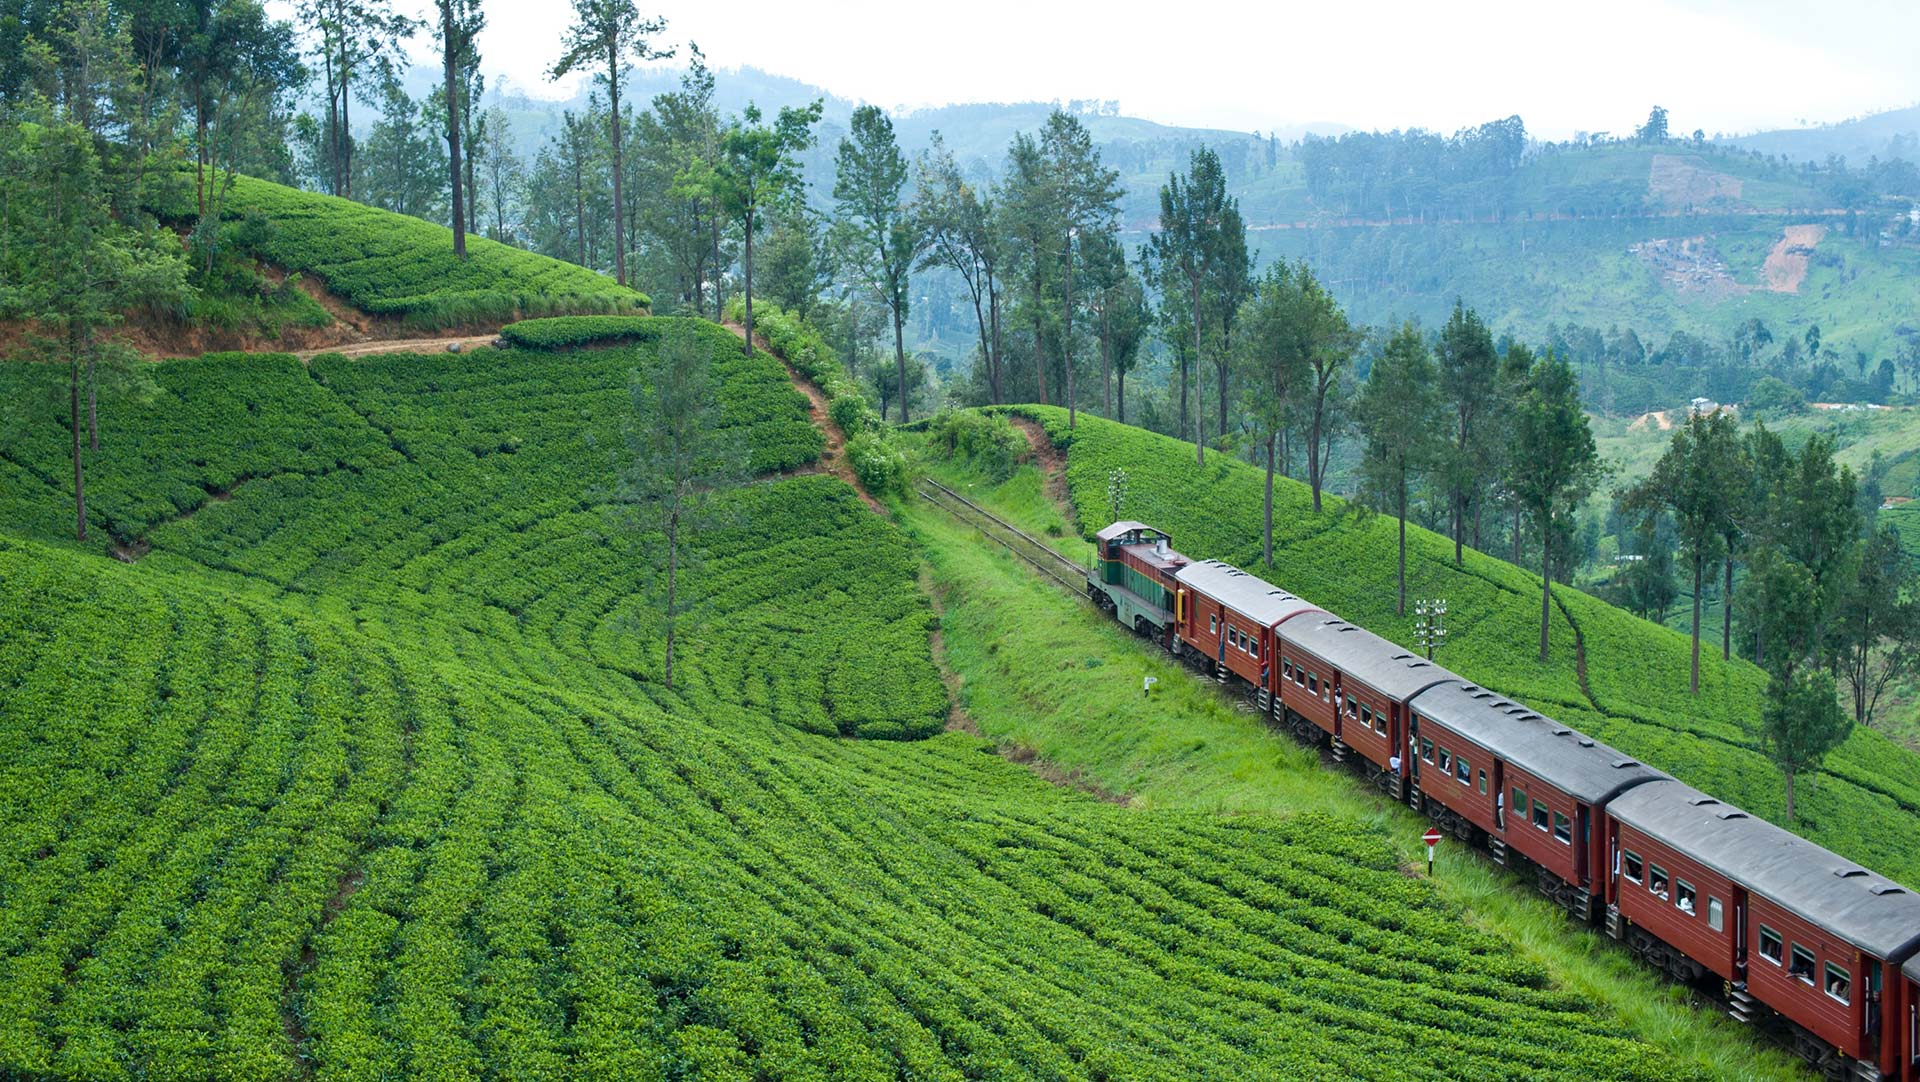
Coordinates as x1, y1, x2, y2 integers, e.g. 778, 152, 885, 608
362, 0, 1919, 139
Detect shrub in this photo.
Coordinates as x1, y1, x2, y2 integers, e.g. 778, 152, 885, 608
828, 392, 872, 437
930, 409, 1023, 482
846, 430, 907, 497
498, 316, 661, 350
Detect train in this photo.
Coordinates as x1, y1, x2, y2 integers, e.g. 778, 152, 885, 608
1085, 521, 1920, 1082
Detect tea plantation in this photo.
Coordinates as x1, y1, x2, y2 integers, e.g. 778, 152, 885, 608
0, 318, 1709, 1078
148, 174, 649, 327
1008, 406, 1920, 887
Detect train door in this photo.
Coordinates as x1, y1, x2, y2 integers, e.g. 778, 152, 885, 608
1491, 761, 1506, 832
1574, 804, 1592, 887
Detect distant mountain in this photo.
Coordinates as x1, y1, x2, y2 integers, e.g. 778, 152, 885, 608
1720, 104, 1920, 164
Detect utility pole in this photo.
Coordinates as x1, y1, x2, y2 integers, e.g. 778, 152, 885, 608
1414, 598, 1448, 660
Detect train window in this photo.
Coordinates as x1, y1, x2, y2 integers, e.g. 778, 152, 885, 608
1373, 709, 1387, 735
1707, 897, 1723, 932
1513, 789, 1531, 822
1532, 801, 1550, 832
1758, 926, 1782, 964
1622, 851, 1643, 883
1420, 739, 1434, 764
1455, 756, 1471, 784
1282, 660, 1293, 681
1436, 747, 1452, 774
1210, 615, 1218, 634
1250, 640, 1260, 659
1648, 864, 1669, 897
1824, 962, 1850, 1004
1308, 673, 1318, 695
1675, 880, 1696, 916
1477, 770, 1487, 794
1789, 945, 1816, 985
1553, 812, 1573, 845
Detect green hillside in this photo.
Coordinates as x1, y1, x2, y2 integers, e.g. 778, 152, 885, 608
1004, 407, 1920, 887
150, 174, 650, 328
0, 321, 1726, 1078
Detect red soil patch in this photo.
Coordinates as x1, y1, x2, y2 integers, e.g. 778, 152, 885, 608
1763, 224, 1825, 294
1007, 416, 1072, 511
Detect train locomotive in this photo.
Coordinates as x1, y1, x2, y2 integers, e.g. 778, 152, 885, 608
1086, 521, 1920, 1082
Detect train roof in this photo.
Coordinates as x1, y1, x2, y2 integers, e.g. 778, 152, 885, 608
1408, 681, 1667, 804
1174, 559, 1320, 628
1907, 954, 1920, 983
1283, 615, 1456, 700
1610, 779, 1920, 960
1096, 521, 1166, 543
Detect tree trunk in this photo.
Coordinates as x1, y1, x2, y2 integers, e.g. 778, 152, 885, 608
1264, 434, 1276, 566
1783, 768, 1796, 822
1396, 466, 1408, 615
986, 272, 1003, 404
573, 151, 586, 267
1452, 491, 1464, 567
86, 349, 97, 451
69, 343, 86, 541
443, 19, 467, 260
608, 45, 626, 287
1099, 303, 1112, 417
1189, 271, 1205, 466
1063, 234, 1075, 429
664, 511, 678, 688
893, 303, 909, 423
1307, 390, 1324, 513
1722, 554, 1734, 660
1689, 553, 1703, 694
339, 41, 352, 198
1539, 516, 1552, 662
970, 287, 992, 407
742, 209, 755, 358
1030, 251, 1049, 407
1512, 505, 1521, 565
1117, 365, 1126, 424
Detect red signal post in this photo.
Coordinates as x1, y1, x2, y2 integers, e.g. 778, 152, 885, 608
1423, 827, 1442, 875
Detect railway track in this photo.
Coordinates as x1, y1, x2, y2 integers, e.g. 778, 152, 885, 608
916, 478, 1090, 596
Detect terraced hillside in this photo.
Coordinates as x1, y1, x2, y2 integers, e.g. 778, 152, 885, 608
1008, 406, 1920, 887
0, 320, 1709, 1079
148, 174, 650, 329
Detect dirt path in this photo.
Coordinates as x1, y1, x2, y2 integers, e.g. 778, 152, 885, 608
722, 322, 883, 513
1763, 224, 1825, 294
292, 334, 499, 363
1007, 416, 1074, 513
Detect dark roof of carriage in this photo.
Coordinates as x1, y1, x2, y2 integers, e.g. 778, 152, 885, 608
1096, 521, 1165, 543
1173, 560, 1320, 628
1282, 616, 1455, 701
1610, 779, 1920, 960
1407, 681, 1666, 804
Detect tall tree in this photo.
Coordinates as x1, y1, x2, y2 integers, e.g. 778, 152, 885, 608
916, 133, 1003, 403
998, 131, 1055, 407
1505, 353, 1603, 661
1355, 322, 1443, 613
1834, 524, 1920, 727
633, 46, 727, 316
433, 0, 482, 259
1080, 227, 1139, 419
834, 105, 924, 422
1758, 667, 1850, 823
1293, 262, 1355, 512
1040, 109, 1121, 429
297, 0, 416, 198
8, 123, 189, 540
613, 327, 747, 689
1236, 262, 1310, 566
550, 0, 669, 288
1620, 409, 1739, 692
1148, 148, 1239, 466
1437, 301, 1499, 564
715, 100, 821, 358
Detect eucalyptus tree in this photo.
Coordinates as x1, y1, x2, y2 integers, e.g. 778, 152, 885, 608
1355, 323, 1444, 614
1506, 354, 1603, 661
181, 0, 304, 215
433, 0, 483, 258
1237, 262, 1310, 566
633, 46, 727, 316
1619, 409, 1739, 693
1292, 261, 1355, 513
1148, 147, 1242, 464
550, 0, 670, 288
916, 133, 1004, 403
1040, 109, 1121, 429
716, 100, 821, 357
834, 105, 926, 422
998, 131, 1056, 406
1080, 227, 1142, 419
1436, 301, 1499, 564
297, 0, 417, 198
1835, 525, 1920, 727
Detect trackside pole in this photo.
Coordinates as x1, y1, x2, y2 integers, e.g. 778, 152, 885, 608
1423, 827, 1442, 876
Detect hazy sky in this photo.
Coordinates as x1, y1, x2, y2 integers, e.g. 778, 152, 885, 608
374, 0, 1919, 139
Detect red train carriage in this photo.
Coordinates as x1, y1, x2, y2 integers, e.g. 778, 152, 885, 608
1904, 955, 1919, 1082
1609, 779, 1920, 1081
1090, 522, 1186, 645
1404, 681, 1665, 917
1170, 559, 1320, 688
1273, 615, 1451, 797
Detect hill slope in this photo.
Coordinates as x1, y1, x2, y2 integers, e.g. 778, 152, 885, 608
0, 321, 1708, 1078
1008, 406, 1920, 887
